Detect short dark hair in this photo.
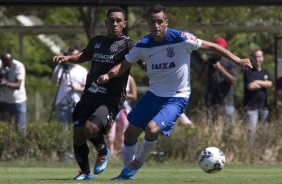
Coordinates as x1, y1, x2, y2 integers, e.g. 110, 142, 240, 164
147, 4, 167, 19
1, 53, 12, 61
250, 49, 263, 58
106, 6, 127, 20
64, 46, 80, 55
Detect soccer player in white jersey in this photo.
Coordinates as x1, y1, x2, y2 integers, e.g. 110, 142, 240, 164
97, 4, 253, 180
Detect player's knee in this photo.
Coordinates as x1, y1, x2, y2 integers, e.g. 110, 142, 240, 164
84, 120, 100, 137
146, 122, 160, 136
145, 131, 159, 141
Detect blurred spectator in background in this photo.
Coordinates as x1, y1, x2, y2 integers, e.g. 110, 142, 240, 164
276, 76, 282, 112
243, 49, 273, 162
200, 37, 237, 126
51, 47, 88, 131
0, 52, 27, 133
108, 74, 137, 158
51, 47, 88, 161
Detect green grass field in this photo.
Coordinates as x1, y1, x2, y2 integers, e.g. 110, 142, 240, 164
1, 161, 282, 184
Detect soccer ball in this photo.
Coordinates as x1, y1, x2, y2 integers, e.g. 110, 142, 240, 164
198, 147, 225, 173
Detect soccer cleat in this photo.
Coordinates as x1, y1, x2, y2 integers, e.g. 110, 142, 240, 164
111, 174, 135, 180
94, 148, 110, 174
120, 159, 143, 177
73, 171, 94, 180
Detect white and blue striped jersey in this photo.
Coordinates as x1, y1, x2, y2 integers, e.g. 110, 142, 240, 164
125, 28, 202, 98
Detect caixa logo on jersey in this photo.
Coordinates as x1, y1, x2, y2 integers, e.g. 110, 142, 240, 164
110, 44, 118, 52
166, 47, 175, 58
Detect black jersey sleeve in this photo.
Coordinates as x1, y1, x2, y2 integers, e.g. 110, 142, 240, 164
125, 39, 135, 50
81, 36, 101, 60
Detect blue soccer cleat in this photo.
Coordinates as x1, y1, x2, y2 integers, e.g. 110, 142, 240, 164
94, 148, 110, 174
73, 171, 94, 180
120, 159, 143, 177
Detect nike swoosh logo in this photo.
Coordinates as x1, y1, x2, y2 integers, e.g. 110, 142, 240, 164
148, 49, 163, 57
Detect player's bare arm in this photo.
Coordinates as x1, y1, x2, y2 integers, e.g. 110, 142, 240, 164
0, 78, 21, 89
201, 40, 253, 70
53, 52, 84, 64
97, 60, 132, 84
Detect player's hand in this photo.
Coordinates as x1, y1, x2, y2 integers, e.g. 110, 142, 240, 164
53, 55, 69, 65
97, 74, 110, 84
212, 61, 220, 69
237, 58, 253, 70
68, 82, 75, 90
0, 78, 7, 86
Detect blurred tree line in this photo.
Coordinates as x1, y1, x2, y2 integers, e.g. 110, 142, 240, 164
0, 5, 281, 121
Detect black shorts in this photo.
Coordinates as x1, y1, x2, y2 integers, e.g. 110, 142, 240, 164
72, 93, 124, 134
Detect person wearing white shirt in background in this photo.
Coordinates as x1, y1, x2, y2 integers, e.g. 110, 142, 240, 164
0, 52, 27, 133
52, 47, 88, 130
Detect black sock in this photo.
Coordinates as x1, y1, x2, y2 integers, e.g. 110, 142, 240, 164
89, 134, 108, 155
74, 143, 90, 174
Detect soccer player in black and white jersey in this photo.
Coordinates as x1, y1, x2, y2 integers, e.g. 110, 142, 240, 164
53, 6, 134, 181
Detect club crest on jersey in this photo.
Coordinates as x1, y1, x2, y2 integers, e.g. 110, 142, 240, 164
94, 43, 101, 49
88, 81, 99, 93
166, 47, 175, 58
110, 44, 118, 52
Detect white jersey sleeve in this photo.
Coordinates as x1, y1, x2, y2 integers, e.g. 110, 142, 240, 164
125, 45, 142, 64
180, 32, 202, 52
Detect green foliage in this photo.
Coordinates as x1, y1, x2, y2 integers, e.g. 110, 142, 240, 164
0, 33, 19, 54
23, 35, 54, 77
0, 123, 20, 159
40, 7, 80, 25
130, 64, 148, 86
26, 122, 69, 159
0, 121, 71, 161
39, 7, 89, 48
